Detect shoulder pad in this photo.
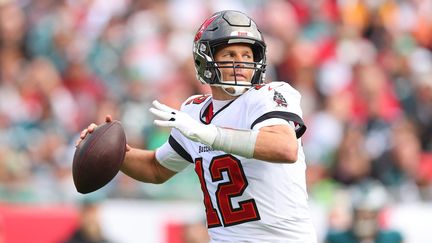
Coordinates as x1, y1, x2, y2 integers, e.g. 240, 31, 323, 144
181, 94, 211, 108
251, 81, 294, 94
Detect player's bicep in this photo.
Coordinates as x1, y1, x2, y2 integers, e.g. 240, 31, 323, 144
260, 124, 298, 146
254, 124, 299, 162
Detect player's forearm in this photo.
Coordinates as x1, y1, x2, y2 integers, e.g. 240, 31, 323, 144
120, 148, 176, 184
212, 124, 298, 163
253, 125, 298, 163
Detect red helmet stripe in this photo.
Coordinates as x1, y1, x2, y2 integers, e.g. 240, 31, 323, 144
194, 14, 219, 42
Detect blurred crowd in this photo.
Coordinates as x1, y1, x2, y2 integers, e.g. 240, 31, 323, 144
0, 0, 432, 240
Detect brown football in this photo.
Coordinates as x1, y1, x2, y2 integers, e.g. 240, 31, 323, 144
72, 120, 126, 194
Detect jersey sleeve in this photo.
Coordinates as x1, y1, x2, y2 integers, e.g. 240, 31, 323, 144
248, 82, 307, 138
155, 95, 207, 172
155, 138, 191, 172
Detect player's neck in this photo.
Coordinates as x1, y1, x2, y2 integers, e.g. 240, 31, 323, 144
212, 99, 232, 113
210, 86, 239, 100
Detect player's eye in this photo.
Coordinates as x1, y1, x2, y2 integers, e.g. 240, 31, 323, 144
243, 54, 252, 60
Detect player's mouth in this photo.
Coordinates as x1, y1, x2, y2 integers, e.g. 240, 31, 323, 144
231, 74, 247, 81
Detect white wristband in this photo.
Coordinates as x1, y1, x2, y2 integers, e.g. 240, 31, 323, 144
212, 127, 259, 158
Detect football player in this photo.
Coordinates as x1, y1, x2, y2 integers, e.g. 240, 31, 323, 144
78, 10, 317, 242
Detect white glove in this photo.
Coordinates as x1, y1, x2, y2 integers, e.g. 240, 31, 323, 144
149, 100, 218, 146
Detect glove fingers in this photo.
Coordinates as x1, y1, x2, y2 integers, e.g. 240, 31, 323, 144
149, 108, 173, 121
154, 120, 174, 127
152, 100, 176, 113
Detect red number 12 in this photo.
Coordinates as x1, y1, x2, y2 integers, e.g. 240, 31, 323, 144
195, 154, 260, 228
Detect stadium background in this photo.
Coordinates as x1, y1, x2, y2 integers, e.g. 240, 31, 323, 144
0, 0, 431, 242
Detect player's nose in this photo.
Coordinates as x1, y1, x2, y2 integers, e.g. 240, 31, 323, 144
234, 59, 247, 68
230, 52, 244, 62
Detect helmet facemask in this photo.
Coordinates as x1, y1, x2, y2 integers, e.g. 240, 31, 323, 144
211, 60, 260, 96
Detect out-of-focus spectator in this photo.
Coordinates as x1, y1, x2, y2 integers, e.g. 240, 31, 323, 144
351, 63, 401, 160
63, 59, 106, 128
63, 199, 110, 243
411, 69, 432, 151
325, 180, 403, 243
373, 117, 432, 202
0, 1, 28, 86
0, 145, 35, 203
331, 125, 372, 186
304, 88, 352, 167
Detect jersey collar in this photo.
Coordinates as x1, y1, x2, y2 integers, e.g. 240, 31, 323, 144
200, 98, 235, 124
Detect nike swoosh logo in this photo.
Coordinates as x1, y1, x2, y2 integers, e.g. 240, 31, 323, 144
268, 83, 284, 91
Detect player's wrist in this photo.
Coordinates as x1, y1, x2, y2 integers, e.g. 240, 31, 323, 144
195, 124, 218, 146
211, 127, 258, 158
183, 123, 218, 146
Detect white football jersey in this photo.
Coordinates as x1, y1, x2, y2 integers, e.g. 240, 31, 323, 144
156, 82, 317, 242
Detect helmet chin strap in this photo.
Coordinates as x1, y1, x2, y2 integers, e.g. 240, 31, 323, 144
213, 65, 254, 96
220, 85, 250, 96
215, 79, 251, 96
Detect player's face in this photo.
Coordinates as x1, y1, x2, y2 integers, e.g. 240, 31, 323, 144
214, 44, 255, 83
